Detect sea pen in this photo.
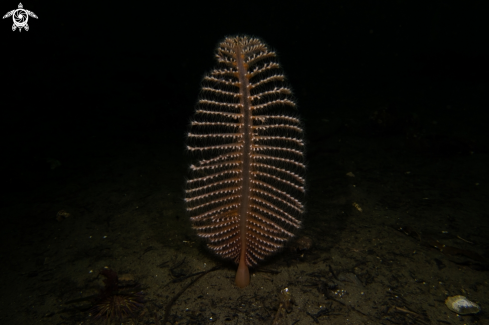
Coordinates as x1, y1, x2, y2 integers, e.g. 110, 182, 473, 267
185, 36, 305, 288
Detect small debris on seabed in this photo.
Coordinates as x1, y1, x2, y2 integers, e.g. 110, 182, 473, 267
56, 210, 70, 222
272, 288, 293, 325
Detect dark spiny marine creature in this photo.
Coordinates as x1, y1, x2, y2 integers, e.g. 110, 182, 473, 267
89, 269, 145, 324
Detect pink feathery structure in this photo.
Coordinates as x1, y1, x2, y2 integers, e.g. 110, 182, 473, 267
185, 35, 306, 288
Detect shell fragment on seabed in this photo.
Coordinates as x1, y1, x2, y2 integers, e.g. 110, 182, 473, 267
445, 295, 481, 315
